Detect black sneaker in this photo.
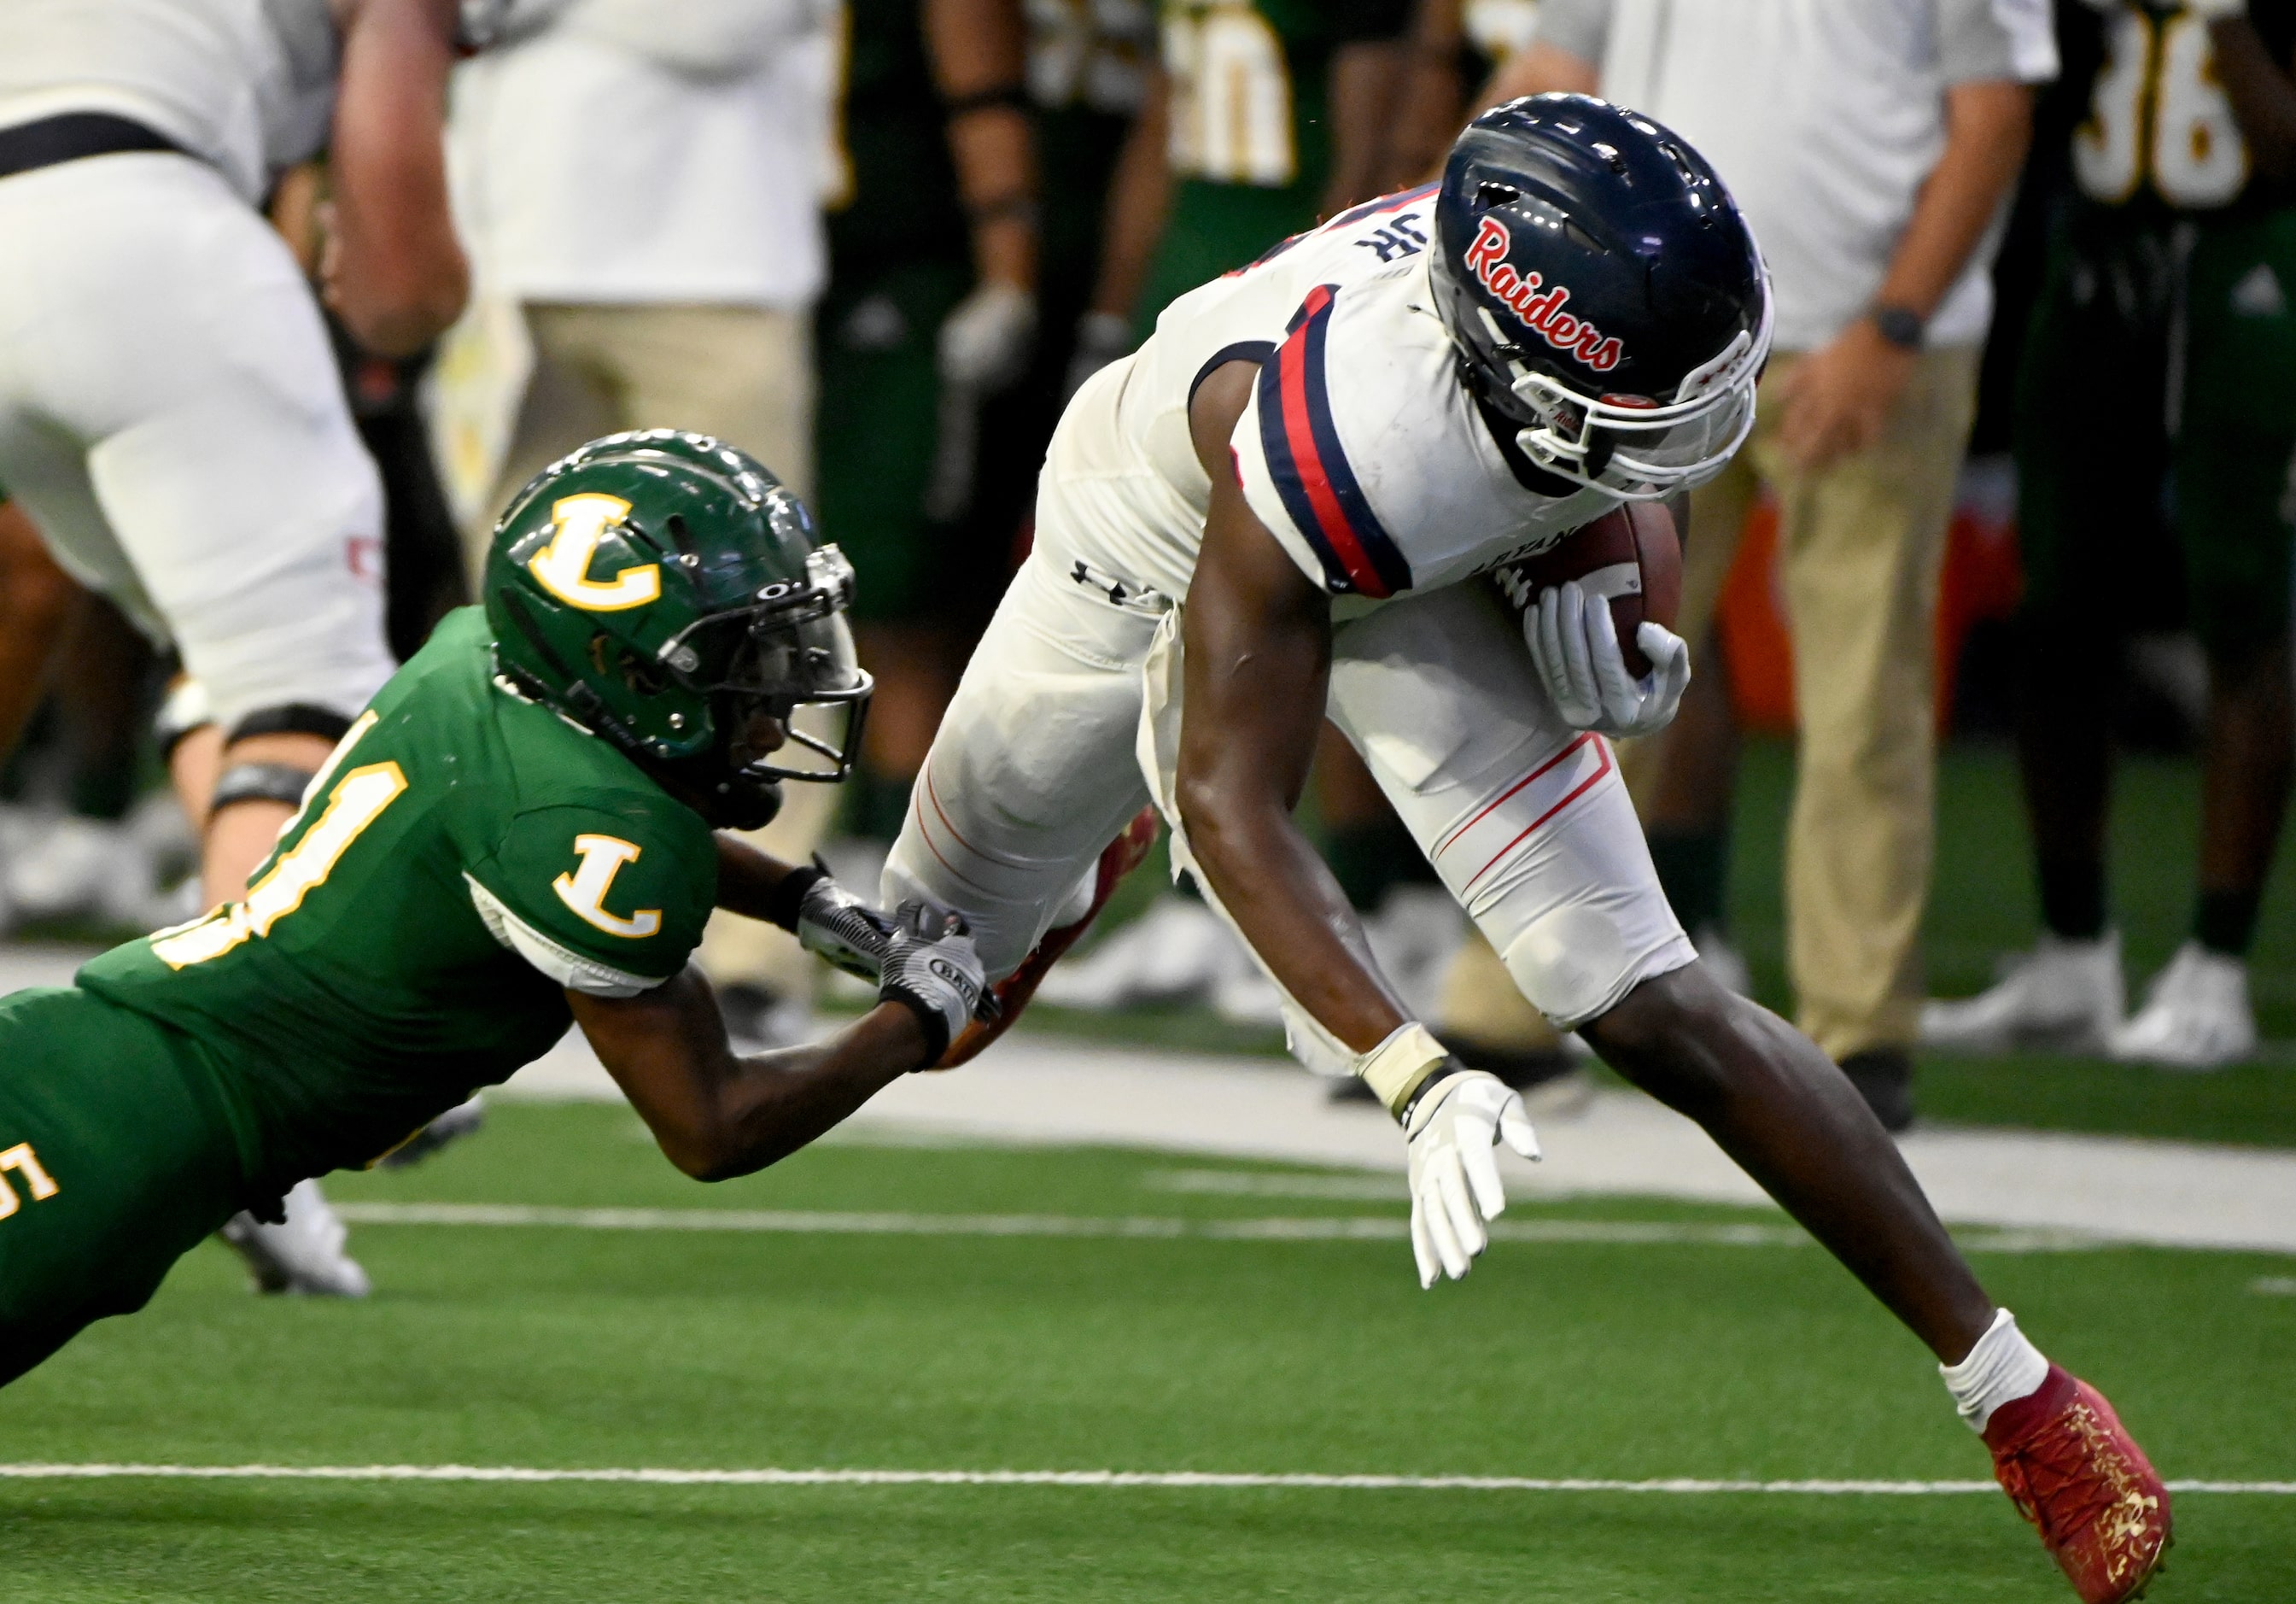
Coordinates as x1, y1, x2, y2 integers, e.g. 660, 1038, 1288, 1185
1838, 1047, 1914, 1133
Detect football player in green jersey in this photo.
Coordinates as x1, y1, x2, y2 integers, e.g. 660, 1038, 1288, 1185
0, 430, 989, 1388
1104, 0, 1417, 333
1925, 0, 2296, 1067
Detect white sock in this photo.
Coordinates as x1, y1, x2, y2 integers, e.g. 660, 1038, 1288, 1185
1939, 1308, 2050, 1433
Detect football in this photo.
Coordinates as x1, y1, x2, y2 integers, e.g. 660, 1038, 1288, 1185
1493, 502, 1683, 677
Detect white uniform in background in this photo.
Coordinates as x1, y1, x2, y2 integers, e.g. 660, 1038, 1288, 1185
885, 190, 1695, 1076
0, 0, 387, 1300
0, 0, 393, 730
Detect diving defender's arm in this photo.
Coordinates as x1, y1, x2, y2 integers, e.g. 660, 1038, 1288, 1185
571, 977, 929, 1181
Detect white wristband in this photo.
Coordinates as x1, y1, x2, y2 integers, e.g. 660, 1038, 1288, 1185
1352, 1022, 1452, 1118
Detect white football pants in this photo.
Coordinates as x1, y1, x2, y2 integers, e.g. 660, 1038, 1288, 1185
0, 153, 394, 729
885, 509, 1694, 1078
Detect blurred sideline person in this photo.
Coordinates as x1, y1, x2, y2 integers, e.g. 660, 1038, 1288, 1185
821, 0, 1043, 848
880, 102, 2171, 1604
959, 0, 1154, 631
1493, 0, 2056, 1129
0, 432, 986, 1390
448, 0, 842, 1045
1925, 0, 2296, 1068
0, 0, 480, 1295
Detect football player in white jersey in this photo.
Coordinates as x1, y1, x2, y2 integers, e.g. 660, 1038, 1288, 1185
0, 0, 478, 1296
0, 0, 473, 910
885, 98, 2171, 1602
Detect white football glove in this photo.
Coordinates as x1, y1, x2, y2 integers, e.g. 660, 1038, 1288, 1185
795, 872, 893, 982
1405, 1069, 1542, 1287
877, 900, 994, 1063
1527, 579, 1691, 738
938, 280, 1037, 392
1352, 1023, 1541, 1289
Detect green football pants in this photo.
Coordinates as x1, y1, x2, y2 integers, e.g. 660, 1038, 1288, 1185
0, 986, 246, 1386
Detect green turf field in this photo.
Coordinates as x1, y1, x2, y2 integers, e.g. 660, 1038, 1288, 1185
4, 1103, 2290, 1602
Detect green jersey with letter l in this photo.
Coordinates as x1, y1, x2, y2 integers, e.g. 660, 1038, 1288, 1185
79, 607, 717, 1194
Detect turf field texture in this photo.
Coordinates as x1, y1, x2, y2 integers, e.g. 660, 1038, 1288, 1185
5, 1103, 2292, 1601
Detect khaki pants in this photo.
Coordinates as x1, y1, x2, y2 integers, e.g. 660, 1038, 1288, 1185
476, 301, 833, 1003
1629, 346, 1978, 1060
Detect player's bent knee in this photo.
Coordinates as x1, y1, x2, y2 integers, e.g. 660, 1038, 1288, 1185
1497, 904, 1635, 1025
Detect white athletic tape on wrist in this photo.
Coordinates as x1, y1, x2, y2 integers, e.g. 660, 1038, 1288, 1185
1352, 1022, 1451, 1119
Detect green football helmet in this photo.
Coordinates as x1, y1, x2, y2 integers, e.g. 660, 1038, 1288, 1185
483, 430, 870, 828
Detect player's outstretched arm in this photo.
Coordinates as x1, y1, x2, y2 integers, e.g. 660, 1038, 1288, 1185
1180, 364, 1537, 1287
571, 905, 985, 1181
328, 0, 470, 355
1177, 364, 1406, 1052
712, 834, 894, 981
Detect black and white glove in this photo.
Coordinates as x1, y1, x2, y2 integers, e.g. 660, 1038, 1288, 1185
878, 900, 993, 1063
794, 871, 894, 983
1526, 579, 1691, 739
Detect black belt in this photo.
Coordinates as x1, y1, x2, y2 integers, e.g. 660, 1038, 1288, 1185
0, 112, 185, 183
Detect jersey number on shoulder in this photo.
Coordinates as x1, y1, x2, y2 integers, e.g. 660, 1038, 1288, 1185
528, 494, 660, 612
154, 713, 406, 969
552, 834, 663, 940
1166, 2, 1296, 186
0, 1143, 60, 1221
2077, 7, 2247, 208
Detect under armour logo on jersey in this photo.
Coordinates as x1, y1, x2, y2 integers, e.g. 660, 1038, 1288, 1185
1463, 216, 1625, 373
1355, 213, 1428, 264
553, 834, 663, 940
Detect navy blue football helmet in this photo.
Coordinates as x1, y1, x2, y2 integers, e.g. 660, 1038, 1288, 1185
1432, 95, 1770, 501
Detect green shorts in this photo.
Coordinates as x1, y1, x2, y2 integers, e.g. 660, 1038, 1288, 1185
2015, 207, 2296, 663
0, 986, 247, 1385
815, 255, 973, 625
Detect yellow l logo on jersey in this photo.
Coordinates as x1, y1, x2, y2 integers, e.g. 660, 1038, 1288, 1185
528, 494, 661, 612
553, 834, 663, 940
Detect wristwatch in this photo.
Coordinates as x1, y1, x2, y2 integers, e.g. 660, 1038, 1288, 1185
1870, 303, 1925, 352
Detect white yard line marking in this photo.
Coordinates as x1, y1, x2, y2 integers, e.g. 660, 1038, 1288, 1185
0, 1463, 2287, 1494
325, 1203, 2111, 1254
2253, 1276, 2296, 1296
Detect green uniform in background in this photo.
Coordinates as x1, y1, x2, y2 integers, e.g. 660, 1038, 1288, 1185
0, 607, 716, 1380
815, 0, 973, 627
2017, 0, 2296, 661
1135, 0, 1411, 328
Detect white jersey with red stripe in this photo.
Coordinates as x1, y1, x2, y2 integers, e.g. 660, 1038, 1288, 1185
1057, 184, 1619, 611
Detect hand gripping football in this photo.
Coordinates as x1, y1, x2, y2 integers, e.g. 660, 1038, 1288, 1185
1493, 503, 1683, 676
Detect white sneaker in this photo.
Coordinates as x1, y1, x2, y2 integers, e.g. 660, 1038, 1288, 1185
2110, 941, 2258, 1070
1691, 925, 1753, 998
1920, 933, 2124, 1053
1035, 895, 1241, 1010
219, 1179, 371, 1297
4, 813, 155, 927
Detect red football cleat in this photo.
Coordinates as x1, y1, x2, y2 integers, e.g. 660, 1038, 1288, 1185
1984, 1366, 2172, 1604
932, 806, 1161, 1068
